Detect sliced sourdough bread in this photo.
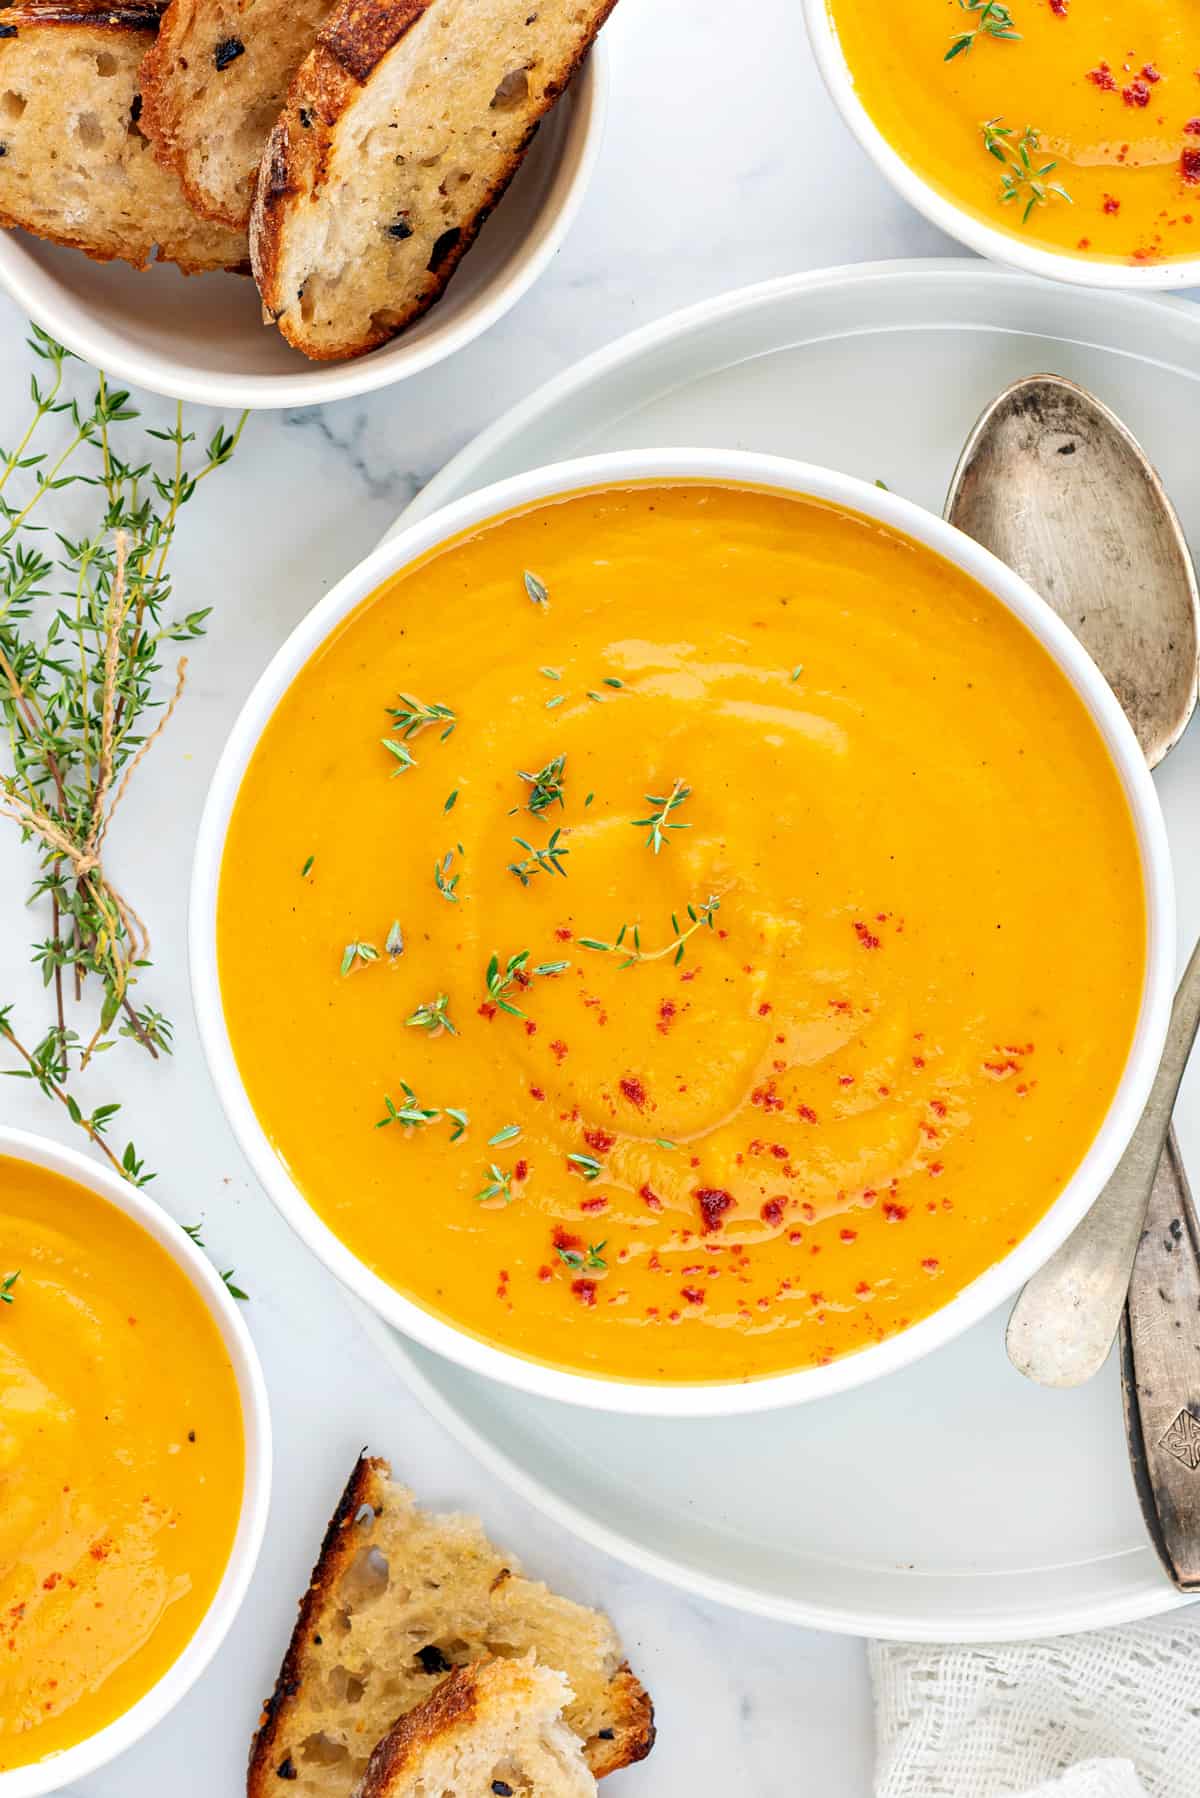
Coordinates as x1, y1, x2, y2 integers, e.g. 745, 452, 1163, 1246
353, 1658, 597, 1798
250, 0, 618, 361
247, 1455, 654, 1798
0, 0, 248, 271
139, 0, 339, 229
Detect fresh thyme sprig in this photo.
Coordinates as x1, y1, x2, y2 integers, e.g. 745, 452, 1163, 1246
579, 894, 722, 969
434, 850, 460, 903
509, 828, 569, 885
980, 119, 1072, 222
946, 0, 1020, 60
518, 753, 566, 816
180, 1223, 248, 1300
0, 331, 248, 1303
386, 920, 404, 958
406, 993, 458, 1036
567, 1151, 603, 1181
341, 940, 379, 974
524, 570, 549, 607
557, 1240, 606, 1272
475, 1162, 514, 1205
387, 695, 456, 741
377, 1081, 440, 1129
633, 779, 691, 854
485, 950, 570, 1018
1, 1270, 19, 1305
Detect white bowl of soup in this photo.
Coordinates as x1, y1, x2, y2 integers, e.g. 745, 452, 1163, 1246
803, 0, 1200, 289
0, 1127, 270, 1793
191, 449, 1174, 1416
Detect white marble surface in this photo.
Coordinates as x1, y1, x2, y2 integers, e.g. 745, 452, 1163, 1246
0, 0, 1191, 1793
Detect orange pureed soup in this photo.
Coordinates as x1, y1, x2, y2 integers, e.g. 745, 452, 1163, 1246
0, 1157, 243, 1768
827, 0, 1200, 266
219, 484, 1145, 1384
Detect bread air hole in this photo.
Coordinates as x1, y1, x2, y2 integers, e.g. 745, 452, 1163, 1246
490, 67, 529, 110
299, 1731, 349, 1767
94, 51, 118, 76
325, 1664, 366, 1704
74, 111, 104, 149
340, 1544, 389, 1605
1, 90, 26, 122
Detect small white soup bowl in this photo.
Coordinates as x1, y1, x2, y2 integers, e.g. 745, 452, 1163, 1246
0, 1125, 271, 1797
191, 447, 1174, 1417
0, 52, 606, 409
801, 0, 1200, 292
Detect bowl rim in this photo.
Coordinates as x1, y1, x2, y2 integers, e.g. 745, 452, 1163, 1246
189, 447, 1175, 1417
799, 0, 1200, 292
0, 1124, 272, 1797
0, 48, 607, 410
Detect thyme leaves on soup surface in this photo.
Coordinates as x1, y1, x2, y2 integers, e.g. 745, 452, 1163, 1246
579, 894, 722, 970
633, 779, 692, 854
434, 850, 461, 903
485, 950, 570, 1018
475, 1162, 515, 1205
508, 828, 569, 885
567, 1151, 604, 1182
0, 330, 249, 1299
945, 0, 1020, 60
523, 570, 549, 607
341, 940, 379, 974
387, 694, 456, 742
1, 1269, 19, 1305
518, 753, 566, 816
980, 119, 1072, 221
557, 1240, 606, 1272
406, 992, 458, 1037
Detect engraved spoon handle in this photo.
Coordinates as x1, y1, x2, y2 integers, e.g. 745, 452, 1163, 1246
1006, 935, 1200, 1387
1121, 1127, 1200, 1589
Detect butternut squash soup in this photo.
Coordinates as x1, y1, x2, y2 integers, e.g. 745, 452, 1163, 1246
0, 1157, 244, 1769
218, 484, 1145, 1384
827, 0, 1200, 266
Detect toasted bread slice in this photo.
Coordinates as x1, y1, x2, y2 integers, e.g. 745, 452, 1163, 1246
0, 0, 248, 271
354, 1658, 596, 1798
249, 0, 618, 361
247, 1456, 654, 1797
139, 0, 338, 228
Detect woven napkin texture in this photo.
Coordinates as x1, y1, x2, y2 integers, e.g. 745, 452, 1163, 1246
871, 1622, 1200, 1797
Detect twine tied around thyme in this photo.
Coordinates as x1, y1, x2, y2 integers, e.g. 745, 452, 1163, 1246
0, 532, 187, 1065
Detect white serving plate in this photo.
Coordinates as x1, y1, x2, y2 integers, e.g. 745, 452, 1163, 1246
370, 258, 1200, 1640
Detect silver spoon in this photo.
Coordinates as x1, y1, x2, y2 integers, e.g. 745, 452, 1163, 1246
944, 375, 1200, 1391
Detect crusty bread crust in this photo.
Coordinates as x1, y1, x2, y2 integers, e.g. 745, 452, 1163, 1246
246, 1454, 654, 1797
249, 0, 619, 361
138, 0, 339, 228
0, 0, 248, 272
355, 1661, 483, 1798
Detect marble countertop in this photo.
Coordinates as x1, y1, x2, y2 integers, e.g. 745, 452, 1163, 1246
1, 0, 1190, 1792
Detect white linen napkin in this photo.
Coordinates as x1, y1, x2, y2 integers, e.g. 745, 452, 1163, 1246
871, 1622, 1200, 1798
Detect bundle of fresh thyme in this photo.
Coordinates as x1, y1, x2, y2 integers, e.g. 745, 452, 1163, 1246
0, 326, 248, 1299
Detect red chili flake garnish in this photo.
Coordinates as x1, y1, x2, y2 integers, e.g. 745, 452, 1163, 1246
583, 1126, 615, 1153
855, 1280, 872, 1295
571, 1279, 598, 1307
639, 1182, 663, 1211
853, 920, 881, 950
524, 1020, 538, 1037
922, 1257, 941, 1272
696, 1188, 734, 1233
930, 1098, 947, 1118
912, 1055, 926, 1070
681, 1286, 705, 1305
763, 1143, 784, 1161
477, 1001, 497, 1020
42, 1573, 61, 1591
878, 1084, 891, 1097
1187, 119, 1200, 135
538, 1265, 552, 1282
928, 1161, 944, 1177
657, 999, 677, 1034
1141, 63, 1161, 82
788, 1228, 804, 1243
581, 1196, 608, 1214
1088, 61, 1116, 91
883, 1201, 909, 1223
1102, 194, 1121, 213
761, 1197, 786, 1225
89, 1540, 110, 1561
1123, 80, 1151, 107
529, 1085, 545, 1101
619, 1075, 647, 1109
1184, 147, 1200, 182
553, 1227, 584, 1253
839, 1228, 858, 1243
549, 1039, 568, 1063
513, 1159, 529, 1182
680, 968, 699, 982
797, 1103, 818, 1124
751, 1080, 784, 1112
757, 1001, 772, 1016
829, 997, 851, 1013
554, 926, 573, 940
800, 1202, 816, 1221
1048, 0, 1066, 13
